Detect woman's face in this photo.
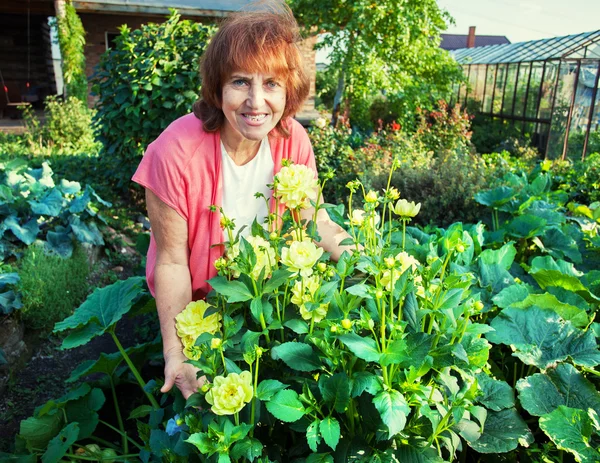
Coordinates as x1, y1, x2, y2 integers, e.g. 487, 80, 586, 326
220, 71, 287, 145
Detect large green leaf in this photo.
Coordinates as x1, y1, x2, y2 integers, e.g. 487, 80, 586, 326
29, 189, 64, 217
54, 277, 146, 349
393, 444, 445, 463
506, 214, 547, 239
45, 230, 73, 258
265, 389, 305, 423
539, 406, 600, 463
530, 256, 598, 303
4, 216, 39, 245
372, 390, 410, 439
306, 419, 321, 452
256, 379, 287, 401
338, 332, 380, 362
70, 217, 104, 246
271, 342, 321, 372
468, 408, 533, 454
18, 413, 63, 452
540, 227, 582, 263
491, 284, 531, 309
319, 373, 351, 413
511, 293, 589, 328
476, 374, 515, 411
487, 306, 600, 369
474, 186, 515, 208
516, 363, 600, 417
41, 423, 79, 463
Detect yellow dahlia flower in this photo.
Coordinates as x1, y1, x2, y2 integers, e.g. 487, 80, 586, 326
281, 240, 323, 278
175, 300, 222, 354
393, 199, 421, 218
274, 164, 318, 209
205, 371, 253, 415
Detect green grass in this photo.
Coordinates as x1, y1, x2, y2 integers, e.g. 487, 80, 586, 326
18, 244, 91, 331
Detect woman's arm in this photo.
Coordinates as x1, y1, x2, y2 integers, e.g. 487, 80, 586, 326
146, 189, 203, 399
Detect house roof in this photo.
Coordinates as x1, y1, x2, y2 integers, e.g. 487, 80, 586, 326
452, 29, 600, 64
72, 0, 254, 17
440, 34, 510, 51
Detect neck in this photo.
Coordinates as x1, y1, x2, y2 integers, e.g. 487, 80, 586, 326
220, 127, 262, 166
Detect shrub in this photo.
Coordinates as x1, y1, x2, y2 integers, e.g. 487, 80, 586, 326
553, 151, 600, 204
20, 96, 98, 154
18, 244, 90, 331
412, 100, 473, 154
56, 2, 87, 101
470, 115, 525, 154
370, 149, 490, 226
92, 12, 216, 191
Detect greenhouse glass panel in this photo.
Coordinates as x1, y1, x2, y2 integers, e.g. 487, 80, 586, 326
483, 65, 495, 113
526, 62, 544, 119
566, 62, 599, 158
547, 62, 579, 159
538, 61, 559, 120
493, 64, 507, 114
474, 64, 486, 103
514, 63, 531, 117
468, 65, 479, 103
502, 64, 519, 115
585, 67, 600, 157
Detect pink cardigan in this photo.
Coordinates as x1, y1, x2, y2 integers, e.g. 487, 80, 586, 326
132, 113, 317, 300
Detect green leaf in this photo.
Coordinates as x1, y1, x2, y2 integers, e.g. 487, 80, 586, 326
320, 417, 340, 451
467, 408, 533, 454
70, 217, 104, 246
479, 242, 516, 269
230, 438, 263, 461
256, 379, 287, 401
338, 332, 380, 362
305, 454, 333, 463
128, 405, 154, 420
351, 371, 382, 397
379, 339, 409, 367
393, 444, 445, 463
265, 389, 305, 423
4, 216, 39, 245
476, 374, 515, 411
539, 406, 600, 463
529, 256, 598, 302
474, 186, 515, 208
271, 342, 321, 372
186, 432, 217, 455
54, 277, 146, 349
18, 413, 63, 453
516, 363, 600, 417
263, 268, 292, 293
372, 390, 410, 438
283, 318, 309, 334
29, 189, 64, 217
346, 283, 372, 299
306, 419, 321, 452
45, 230, 73, 258
487, 306, 600, 369
506, 214, 547, 239
0, 452, 37, 462
492, 284, 531, 309
511, 293, 589, 328
207, 276, 253, 303
541, 227, 582, 263
319, 373, 351, 413
41, 423, 79, 463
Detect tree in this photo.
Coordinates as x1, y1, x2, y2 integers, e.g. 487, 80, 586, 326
57, 0, 87, 101
289, 0, 462, 128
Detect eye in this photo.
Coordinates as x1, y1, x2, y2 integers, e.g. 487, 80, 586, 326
231, 79, 248, 87
266, 80, 281, 89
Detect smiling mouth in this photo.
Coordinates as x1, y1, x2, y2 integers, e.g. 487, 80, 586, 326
242, 113, 268, 122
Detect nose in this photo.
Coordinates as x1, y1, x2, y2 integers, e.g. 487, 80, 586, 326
247, 83, 265, 109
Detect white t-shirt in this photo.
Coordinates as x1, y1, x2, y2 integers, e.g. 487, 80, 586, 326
221, 138, 274, 239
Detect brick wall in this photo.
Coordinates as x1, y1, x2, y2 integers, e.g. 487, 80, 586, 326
79, 13, 317, 114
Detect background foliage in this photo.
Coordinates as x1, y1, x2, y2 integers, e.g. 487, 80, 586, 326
92, 12, 215, 191
57, 1, 87, 101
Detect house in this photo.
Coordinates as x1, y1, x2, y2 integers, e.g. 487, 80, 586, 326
440, 26, 510, 51
0, 0, 318, 122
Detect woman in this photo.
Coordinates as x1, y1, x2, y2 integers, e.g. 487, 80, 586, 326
133, 4, 352, 399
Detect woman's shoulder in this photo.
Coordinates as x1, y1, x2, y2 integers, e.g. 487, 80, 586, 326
148, 113, 218, 164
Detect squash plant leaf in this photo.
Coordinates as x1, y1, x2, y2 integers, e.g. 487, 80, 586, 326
476, 373, 515, 411
468, 408, 533, 454
41, 422, 79, 463
516, 363, 600, 417
487, 306, 600, 369
54, 277, 146, 349
539, 406, 600, 463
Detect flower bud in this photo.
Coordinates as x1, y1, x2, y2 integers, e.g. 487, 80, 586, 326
201, 383, 210, 393
341, 319, 353, 330
210, 338, 222, 349
255, 347, 264, 358
330, 325, 338, 333
326, 269, 335, 278
384, 257, 395, 268
269, 231, 278, 240
365, 191, 379, 203
368, 319, 375, 330
317, 262, 327, 273
514, 277, 522, 284
474, 300, 484, 311
375, 290, 384, 299
176, 417, 185, 426
456, 244, 465, 253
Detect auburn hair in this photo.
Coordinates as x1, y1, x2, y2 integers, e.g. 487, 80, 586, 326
192, 4, 310, 138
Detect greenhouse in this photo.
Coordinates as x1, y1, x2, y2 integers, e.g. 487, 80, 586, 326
451, 30, 600, 160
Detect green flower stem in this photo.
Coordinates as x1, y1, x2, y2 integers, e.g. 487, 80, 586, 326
309, 316, 315, 335
219, 347, 227, 374
234, 412, 240, 426
109, 377, 128, 455
259, 313, 271, 344
250, 352, 260, 431
402, 219, 407, 250
89, 436, 120, 450
110, 331, 160, 409
99, 420, 144, 450
275, 295, 284, 342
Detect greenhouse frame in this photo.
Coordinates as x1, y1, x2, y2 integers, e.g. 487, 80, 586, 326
451, 30, 600, 160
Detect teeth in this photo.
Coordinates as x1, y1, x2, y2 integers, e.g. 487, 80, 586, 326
244, 114, 267, 121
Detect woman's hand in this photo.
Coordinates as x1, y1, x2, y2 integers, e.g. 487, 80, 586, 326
161, 348, 206, 400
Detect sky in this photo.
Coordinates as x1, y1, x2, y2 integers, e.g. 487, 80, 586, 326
316, 0, 600, 64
